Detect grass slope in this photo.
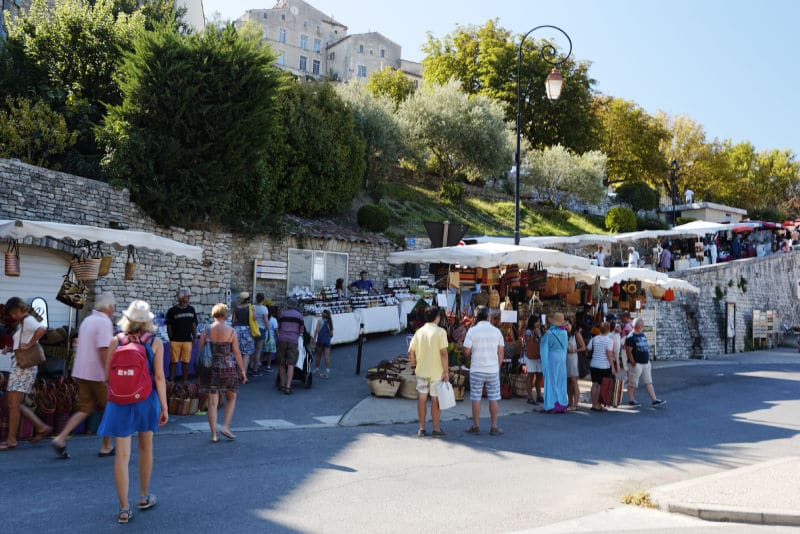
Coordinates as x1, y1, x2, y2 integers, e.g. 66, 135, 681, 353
380, 182, 607, 238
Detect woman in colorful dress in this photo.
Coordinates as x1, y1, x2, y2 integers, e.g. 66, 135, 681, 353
0, 297, 51, 451
231, 292, 255, 375
198, 303, 247, 443
97, 300, 168, 524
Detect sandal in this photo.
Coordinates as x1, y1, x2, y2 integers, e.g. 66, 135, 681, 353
465, 426, 480, 435
210, 435, 219, 443
32, 425, 53, 443
138, 494, 157, 510
0, 441, 18, 451
284, 387, 292, 395
220, 429, 236, 440
51, 441, 70, 459
118, 509, 133, 524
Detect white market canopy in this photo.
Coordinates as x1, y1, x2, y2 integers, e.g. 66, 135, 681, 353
387, 242, 593, 272
0, 219, 203, 261
593, 266, 700, 293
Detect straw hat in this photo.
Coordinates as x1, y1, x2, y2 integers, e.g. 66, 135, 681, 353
119, 300, 154, 323
239, 291, 250, 302
550, 312, 565, 326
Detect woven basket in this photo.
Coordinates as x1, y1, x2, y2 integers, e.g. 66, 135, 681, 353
512, 374, 529, 397
453, 384, 466, 401
650, 286, 666, 299
4, 252, 20, 276
98, 255, 113, 276
367, 377, 400, 398
398, 374, 418, 399
71, 257, 101, 281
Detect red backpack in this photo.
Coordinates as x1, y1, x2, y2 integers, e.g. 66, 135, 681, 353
108, 332, 154, 405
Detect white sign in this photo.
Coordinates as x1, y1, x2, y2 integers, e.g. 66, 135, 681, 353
500, 310, 518, 324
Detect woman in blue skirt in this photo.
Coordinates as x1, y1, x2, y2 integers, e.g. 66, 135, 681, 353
98, 300, 168, 524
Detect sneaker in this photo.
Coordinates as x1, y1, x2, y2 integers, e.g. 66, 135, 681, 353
652, 399, 666, 407
416, 429, 428, 437
322, 370, 330, 379
312, 368, 320, 376
264, 367, 273, 373
628, 400, 641, 407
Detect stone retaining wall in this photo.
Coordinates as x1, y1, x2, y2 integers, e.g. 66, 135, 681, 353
0, 159, 396, 318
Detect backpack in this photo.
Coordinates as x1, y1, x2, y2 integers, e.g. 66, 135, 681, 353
108, 332, 154, 405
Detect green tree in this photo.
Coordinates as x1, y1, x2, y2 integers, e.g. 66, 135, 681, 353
396, 79, 513, 182
605, 206, 637, 232
614, 181, 659, 212
521, 144, 606, 208
422, 19, 599, 153
0, 97, 76, 167
365, 67, 416, 108
100, 23, 285, 230
595, 96, 669, 186
335, 82, 405, 198
275, 81, 367, 216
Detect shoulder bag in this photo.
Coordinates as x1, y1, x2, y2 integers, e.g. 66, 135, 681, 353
14, 320, 46, 369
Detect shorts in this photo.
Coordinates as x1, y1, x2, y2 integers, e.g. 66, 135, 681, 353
75, 378, 108, 413
523, 357, 541, 374
590, 366, 612, 384
8, 359, 37, 393
277, 340, 299, 367
415, 376, 441, 397
627, 362, 653, 388
566, 353, 579, 378
170, 341, 193, 363
469, 371, 500, 401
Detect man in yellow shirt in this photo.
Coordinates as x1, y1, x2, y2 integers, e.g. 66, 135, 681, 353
408, 307, 450, 437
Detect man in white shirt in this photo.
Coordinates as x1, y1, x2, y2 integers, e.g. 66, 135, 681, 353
627, 246, 640, 267
594, 246, 606, 267
462, 306, 505, 436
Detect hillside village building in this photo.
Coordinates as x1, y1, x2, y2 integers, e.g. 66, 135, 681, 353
234, 0, 421, 83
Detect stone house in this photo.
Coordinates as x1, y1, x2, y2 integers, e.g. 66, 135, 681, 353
234, 0, 421, 84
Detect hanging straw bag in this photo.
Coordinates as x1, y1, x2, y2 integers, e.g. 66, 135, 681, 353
92, 242, 113, 277
70, 248, 101, 281
124, 245, 136, 281
5, 239, 20, 276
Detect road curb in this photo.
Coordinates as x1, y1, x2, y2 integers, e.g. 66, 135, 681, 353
651, 456, 800, 526
659, 502, 800, 526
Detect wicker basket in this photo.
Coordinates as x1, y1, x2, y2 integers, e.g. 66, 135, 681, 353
453, 383, 466, 401
398, 374, 418, 399
512, 374, 529, 397
98, 255, 113, 276
649, 286, 666, 299
4, 253, 20, 277
71, 257, 101, 281
367, 376, 401, 397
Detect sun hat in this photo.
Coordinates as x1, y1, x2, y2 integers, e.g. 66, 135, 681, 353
239, 291, 250, 302
119, 300, 154, 324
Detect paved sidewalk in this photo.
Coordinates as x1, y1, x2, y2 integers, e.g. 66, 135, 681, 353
649, 456, 800, 526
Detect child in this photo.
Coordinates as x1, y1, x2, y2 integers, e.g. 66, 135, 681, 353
313, 310, 334, 378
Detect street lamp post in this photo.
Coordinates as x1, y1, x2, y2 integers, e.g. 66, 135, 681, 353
670, 159, 679, 227
514, 26, 572, 245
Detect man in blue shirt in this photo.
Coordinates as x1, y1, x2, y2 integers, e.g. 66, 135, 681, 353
349, 271, 375, 294
625, 318, 666, 408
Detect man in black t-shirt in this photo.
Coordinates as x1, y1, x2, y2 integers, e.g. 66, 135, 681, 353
166, 287, 197, 383
624, 318, 665, 408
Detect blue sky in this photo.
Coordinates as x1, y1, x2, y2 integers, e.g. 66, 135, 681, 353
203, 0, 800, 157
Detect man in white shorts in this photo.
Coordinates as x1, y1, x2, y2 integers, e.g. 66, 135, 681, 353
462, 306, 505, 436
408, 307, 449, 437
625, 318, 666, 408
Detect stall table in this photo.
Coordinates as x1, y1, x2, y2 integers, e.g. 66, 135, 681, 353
354, 306, 402, 335
303, 312, 361, 345
398, 300, 419, 330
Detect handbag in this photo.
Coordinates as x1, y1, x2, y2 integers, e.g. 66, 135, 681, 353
600, 376, 623, 407
248, 305, 260, 337
124, 245, 137, 280
14, 321, 46, 369
436, 381, 456, 410
5, 239, 20, 276
56, 267, 87, 309
197, 325, 213, 370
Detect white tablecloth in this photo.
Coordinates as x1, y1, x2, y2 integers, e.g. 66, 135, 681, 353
354, 306, 402, 335
398, 300, 418, 329
303, 312, 361, 345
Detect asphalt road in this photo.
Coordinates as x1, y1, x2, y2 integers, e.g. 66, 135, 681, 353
1, 336, 799, 533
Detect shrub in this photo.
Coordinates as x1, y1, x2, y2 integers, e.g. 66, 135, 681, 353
676, 216, 697, 225
614, 181, 659, 212
605, 206, 637, 232
357, 204, 391, 232
750, 206, 787, 222
440, 182, 465, 203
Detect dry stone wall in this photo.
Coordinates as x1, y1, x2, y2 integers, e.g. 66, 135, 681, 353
0, 159, 398, 319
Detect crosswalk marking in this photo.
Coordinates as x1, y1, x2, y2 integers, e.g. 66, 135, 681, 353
253, 419, 296, 428
181, 422, 212, 431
